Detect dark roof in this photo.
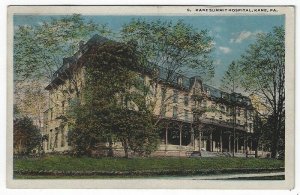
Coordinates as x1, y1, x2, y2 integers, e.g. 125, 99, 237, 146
46, 34, 252, 107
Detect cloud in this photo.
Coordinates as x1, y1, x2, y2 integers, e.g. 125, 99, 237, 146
214, 59, 221, 65
218, 46, 231, 54
213, 59, 223, 67
230, 30, 262, 43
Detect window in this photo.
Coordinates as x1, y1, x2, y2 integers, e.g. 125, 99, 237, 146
54, 128, 59, 148
61, 128, 65, 147
173, 90, 178, 103
211, 102, 216, 109
219, 114, 223, 120
161, 105, 167, 117
161, 87, 166, 101
47, 133, 49, 150
249, 111, 253, 119
237, 107, 241, 117
173, 106, 178, 118
220, 105, 225, 112
249, 123, 253, 132
50, 108, 53, 120
244, 110, 247, 118
62, 101, 65, 114
206, 89, 210, 95
49, 129, 53, 149
227, 107, 231, 115
237, 120, 240, 125
184, 110, 189, 121
202, 100, 207, 108
184, 95, 189, 106
178, 77, 183, 86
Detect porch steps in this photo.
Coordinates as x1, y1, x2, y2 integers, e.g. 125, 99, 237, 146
190, 151, 247, 158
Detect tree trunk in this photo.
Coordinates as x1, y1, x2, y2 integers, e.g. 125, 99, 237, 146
255, 139, 259, 158
108, 139, 114, 157
123, 139, 129, 158
271, 116, 279, 158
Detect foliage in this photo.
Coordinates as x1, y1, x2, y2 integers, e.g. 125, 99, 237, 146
114, 109, 159, 156
67, 41, 159, 157
238, 26, 285, 158
13, 14, 111, 132
14, 81, 47, 128
220, 61, 244, 157
221, 61, 242, 93
121, 19, 214, 79
14, 14, 110, 81
13, 117, 42, 154
121, 19, 215, 124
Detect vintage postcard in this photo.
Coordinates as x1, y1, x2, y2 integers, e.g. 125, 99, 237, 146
7, 5, 295, 189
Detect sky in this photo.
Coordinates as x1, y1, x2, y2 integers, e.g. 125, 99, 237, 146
14, 14, 285, 87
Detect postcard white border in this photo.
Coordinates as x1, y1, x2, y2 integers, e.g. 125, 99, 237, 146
6, 5, 295, 189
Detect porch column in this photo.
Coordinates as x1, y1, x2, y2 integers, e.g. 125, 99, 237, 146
250, 139, 253, 154
179, 125, 182, 147
165, 124, 169, 154
191, 125, 195, 150
210, 131, 213, 152
179, 124, 182, 157
198, 126, 202, 154
228, 134, 231, 153
236, 136, 239, 153
220, 130, 223, 152
243, 135, 247, 153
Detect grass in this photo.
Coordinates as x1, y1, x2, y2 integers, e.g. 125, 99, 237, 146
14, 155, 284, 172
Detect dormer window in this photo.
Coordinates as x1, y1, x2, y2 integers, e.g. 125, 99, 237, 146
178, 77, 183, 86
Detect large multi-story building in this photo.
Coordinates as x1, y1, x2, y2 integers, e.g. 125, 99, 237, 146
42, 35, 255, 157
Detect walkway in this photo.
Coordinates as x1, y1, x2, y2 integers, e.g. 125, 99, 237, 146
166, 172, 285, 180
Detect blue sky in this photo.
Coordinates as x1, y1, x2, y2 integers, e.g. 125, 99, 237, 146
14, 15, 285, 87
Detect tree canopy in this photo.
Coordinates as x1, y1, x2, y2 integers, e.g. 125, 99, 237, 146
14, 14, 110, 82
13, 14, 111, 128
13, 117, 42, 154
67, 41, 159, 157
121, 19, 215, 80
121, 19, 215, 124
221, 61, 242, 94
238, 26, 285, 158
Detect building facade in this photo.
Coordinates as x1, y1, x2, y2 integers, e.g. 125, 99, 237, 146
42, 35, 256, 157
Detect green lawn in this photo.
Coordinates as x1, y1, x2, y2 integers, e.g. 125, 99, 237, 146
14, 155, 284, 172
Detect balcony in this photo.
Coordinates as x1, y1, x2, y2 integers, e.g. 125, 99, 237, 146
198, 117, 247, 132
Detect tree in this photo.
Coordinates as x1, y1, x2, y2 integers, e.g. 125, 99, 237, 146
220, 61, 243, 157
121, 19, 215, 124
238, 26, 285, 158
14, 81, 47, 129
67, 40, 159, 157
14, 14, 110, 81
13, 117, 42, 155
221, 61, 242, 93
13, 14, 111, 123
